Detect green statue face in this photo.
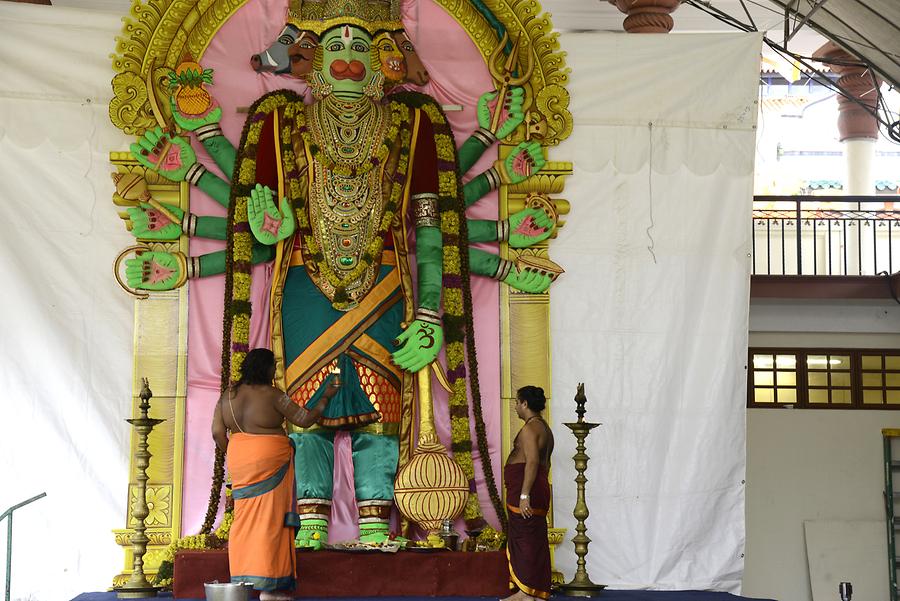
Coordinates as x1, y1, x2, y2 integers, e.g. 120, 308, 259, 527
319, 25, 376, 99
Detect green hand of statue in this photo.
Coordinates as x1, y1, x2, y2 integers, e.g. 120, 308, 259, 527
125, 251, 184, 291
477, 87, 525, 140
248, 183, 295, 245
507, 207, 555, 248
126, 202, 184, 241
169, 95, 222, 132
130, 126, 197, 182
295, 518, 328, 551
500, 141, 545, 185
391, 319, 444, 373
503, 266, 552, 294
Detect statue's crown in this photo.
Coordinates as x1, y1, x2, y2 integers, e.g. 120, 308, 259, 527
288, 0, 401, 34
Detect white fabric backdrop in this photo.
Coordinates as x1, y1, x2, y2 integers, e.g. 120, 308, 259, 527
0, 2, 759, 597
550, 32, 759, 591
0, 5, 135, 601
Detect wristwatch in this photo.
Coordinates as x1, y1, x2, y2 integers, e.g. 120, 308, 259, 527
519, 494, 530, 500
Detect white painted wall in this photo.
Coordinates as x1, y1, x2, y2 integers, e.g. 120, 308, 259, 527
743, 408, 893, 601
742, 302, 900, 601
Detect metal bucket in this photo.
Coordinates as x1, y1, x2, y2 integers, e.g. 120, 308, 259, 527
204, 581, 253, 601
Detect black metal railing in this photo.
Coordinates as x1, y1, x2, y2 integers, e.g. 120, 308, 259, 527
753, 195, 900, 276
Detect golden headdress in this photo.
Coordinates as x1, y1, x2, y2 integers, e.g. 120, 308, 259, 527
288, 0, 402, 35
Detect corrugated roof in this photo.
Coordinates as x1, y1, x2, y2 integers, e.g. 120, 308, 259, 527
764, 0, 900, 89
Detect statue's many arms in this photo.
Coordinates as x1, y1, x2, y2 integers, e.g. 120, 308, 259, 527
126, 21, 555, 547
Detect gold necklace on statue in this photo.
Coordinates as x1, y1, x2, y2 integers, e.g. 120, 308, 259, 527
305, 96, 390, 176
291, 100, 412, 311
301, 97, 395, 307
307, 161, 385, 303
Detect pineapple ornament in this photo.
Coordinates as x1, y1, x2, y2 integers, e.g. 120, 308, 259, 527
168, 56, 214, 117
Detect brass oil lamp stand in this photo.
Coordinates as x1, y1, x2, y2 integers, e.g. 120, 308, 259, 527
116, 378, 165, 599
558, 383, 606, 597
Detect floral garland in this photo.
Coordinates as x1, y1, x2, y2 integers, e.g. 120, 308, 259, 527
474, 525, 507, 550
202, 90, 301, 534
391, 92, 505, 531
291, 102, 410, 310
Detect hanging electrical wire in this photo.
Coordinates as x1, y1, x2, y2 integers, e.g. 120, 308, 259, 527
683, 0, 900, 145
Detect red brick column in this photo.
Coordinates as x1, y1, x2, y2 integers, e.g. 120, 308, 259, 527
813, 41, 881, 141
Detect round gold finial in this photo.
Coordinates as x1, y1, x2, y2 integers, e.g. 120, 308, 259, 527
394, 442, 468, 531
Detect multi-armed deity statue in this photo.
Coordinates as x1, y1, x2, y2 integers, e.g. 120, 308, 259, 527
121, 0, 555, 547
109, 0, 572, 585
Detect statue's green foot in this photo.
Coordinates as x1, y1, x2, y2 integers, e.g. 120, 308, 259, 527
295, 518, 328, 550
358, 523, 390, 544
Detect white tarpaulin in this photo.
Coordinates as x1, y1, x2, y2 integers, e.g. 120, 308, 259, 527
0, 1, 758, 597
550, 32, 759, 591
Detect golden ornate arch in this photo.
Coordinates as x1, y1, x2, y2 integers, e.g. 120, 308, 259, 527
109, 0, 572, 585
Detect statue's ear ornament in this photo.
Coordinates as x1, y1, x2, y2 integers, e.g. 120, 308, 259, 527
307, 71, 334, 99
363, 71, 386, 100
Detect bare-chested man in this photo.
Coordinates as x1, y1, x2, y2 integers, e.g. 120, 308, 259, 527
503, 385, 554, 601
212, 348, 339, 601
212, 348, 339, 449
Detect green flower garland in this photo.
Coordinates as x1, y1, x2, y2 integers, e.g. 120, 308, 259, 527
202, 90, 301, 534
392, 92, 505, 531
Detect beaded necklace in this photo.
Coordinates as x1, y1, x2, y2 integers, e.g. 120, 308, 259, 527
290, 99, 411, 310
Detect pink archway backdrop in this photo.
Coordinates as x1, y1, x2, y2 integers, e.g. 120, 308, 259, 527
182, 0, 503, 538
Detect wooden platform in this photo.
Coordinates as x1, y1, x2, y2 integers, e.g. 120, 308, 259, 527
172, 549, 510, 598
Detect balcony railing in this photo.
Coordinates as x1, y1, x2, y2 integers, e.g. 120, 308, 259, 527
753, 195, 900, 276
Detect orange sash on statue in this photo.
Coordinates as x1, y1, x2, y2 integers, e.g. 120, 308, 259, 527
227, 433, 296, 591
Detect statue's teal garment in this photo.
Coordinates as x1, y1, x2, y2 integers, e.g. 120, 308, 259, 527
282, 263, 403, 423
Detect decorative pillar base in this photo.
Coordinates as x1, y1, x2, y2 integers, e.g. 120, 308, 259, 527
115, 585, 159, 599
558, 582, 607, 597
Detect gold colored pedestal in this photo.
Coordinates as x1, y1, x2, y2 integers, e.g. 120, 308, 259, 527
110, 156, 189, 588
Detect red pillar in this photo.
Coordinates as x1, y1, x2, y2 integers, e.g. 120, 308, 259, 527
813, 41, 881, 142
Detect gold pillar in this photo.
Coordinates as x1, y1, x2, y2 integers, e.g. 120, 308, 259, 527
499, 152, 572, 583
110, 155, 189, 587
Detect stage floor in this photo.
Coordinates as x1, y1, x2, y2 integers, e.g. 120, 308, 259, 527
73, 592, 777, 601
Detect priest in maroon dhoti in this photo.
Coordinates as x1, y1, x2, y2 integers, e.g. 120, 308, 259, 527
503, 385, 554, 601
